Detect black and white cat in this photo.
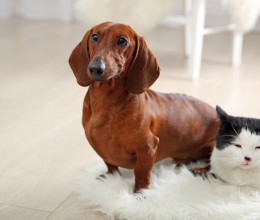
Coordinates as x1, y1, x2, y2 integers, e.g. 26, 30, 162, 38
210, 106, 260, 188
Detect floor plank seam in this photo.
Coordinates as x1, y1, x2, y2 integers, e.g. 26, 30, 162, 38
44, 192, 73, 219
0, 202, 51, 214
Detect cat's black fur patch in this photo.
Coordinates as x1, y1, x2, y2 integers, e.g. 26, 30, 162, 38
215, 106, 260, 150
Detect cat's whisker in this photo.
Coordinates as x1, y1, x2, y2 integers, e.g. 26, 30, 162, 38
245, 119, 249, 132
222, 135, 236, 138
252, 127, 257, 135
231, 123, 238, 135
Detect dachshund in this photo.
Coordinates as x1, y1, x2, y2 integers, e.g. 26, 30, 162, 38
69, 22, 219, 193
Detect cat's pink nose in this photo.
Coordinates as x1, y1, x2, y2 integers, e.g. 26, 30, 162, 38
244, 156, 252, 161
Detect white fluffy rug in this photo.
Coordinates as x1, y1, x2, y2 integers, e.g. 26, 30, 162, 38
75, 159, 260, 220
222, 0, 260, 33
74, 0, 177, 34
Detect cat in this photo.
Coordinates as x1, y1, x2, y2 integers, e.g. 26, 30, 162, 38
210, 106, 260, 188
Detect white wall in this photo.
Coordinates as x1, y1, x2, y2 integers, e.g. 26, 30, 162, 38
0, 0, 12, 17
0, 0, 76, 21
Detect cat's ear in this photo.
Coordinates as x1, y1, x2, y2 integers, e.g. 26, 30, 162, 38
216, 105, 228, 121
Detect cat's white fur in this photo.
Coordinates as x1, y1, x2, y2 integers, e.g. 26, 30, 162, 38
211, 128, 260, 188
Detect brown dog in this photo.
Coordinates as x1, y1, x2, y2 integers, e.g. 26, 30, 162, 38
69, 22, 219, 192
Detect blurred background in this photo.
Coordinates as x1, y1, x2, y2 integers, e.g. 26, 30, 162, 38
0, 0, 260, 219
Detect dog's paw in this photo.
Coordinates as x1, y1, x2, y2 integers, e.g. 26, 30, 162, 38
192, 167, 210, 175
132, 191, 146, 201
192, 168, 217, 181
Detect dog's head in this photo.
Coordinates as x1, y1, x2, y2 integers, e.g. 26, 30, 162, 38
69, 22, 160, 94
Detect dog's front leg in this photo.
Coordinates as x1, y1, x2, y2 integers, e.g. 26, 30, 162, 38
105, 162, 120, 175
97, 162, 120, 180
133, 136, 159, 193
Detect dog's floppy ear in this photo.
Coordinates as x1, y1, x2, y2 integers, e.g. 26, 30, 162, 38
69, 32, 93, 87
127, 36, 160, 94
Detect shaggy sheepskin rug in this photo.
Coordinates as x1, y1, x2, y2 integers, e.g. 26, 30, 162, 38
74, 0, 177, 34
74, 0, 260, 34
222, 0, 260, 33
75, 159, 260, 220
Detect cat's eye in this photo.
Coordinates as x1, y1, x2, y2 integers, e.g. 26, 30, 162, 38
117, 37, 128, 47
255, 146, 260, 149
234, 144, 242, 148
91, 34, 98, 43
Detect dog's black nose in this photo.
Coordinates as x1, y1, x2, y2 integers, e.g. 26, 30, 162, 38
88, 60, 105, 76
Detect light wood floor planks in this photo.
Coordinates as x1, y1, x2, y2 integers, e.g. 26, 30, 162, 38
0, 204, 49, 220
0, 18, 259, 219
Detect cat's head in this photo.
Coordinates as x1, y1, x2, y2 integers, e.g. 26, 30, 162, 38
215, 106, 260, 169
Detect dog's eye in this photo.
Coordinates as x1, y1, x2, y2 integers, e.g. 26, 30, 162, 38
92, 34, 98, 43
117, 37, 128, 47
234, 144, 242, 148
256, 146, 260, 149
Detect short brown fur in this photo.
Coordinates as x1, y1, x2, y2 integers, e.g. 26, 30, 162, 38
69, 22, 219, 192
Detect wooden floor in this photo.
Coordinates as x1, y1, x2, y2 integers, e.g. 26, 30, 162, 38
0, 18, 260, 219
